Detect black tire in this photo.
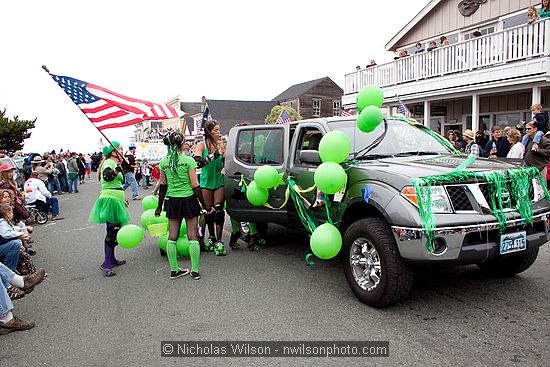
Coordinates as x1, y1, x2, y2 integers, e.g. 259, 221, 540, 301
477, 248, 539, 277
35, 211, 49, 225
342, 218, 413, 308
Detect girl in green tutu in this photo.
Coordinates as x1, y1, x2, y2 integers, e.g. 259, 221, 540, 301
89, 141, 130, 277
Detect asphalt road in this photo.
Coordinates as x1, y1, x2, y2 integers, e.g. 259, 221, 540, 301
1, 179, 549, 366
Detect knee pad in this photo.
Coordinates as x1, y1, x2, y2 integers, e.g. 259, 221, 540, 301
204, 209, 215, 225
214, 204, 225, 225
105, 223, 120, 247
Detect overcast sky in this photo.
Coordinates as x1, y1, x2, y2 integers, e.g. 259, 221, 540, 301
1, 0, 426, 153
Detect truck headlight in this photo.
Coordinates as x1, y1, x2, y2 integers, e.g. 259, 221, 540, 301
402, 186, 453, 213
532, 178, 546, 202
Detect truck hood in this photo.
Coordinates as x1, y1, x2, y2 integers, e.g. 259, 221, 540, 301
348, 154, 520, 189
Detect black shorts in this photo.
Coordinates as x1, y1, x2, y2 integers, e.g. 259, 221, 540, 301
165, 196, 201, 220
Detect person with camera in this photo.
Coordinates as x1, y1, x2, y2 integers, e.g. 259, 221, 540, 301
156, 131, 206, 280
193, 120, 227, 256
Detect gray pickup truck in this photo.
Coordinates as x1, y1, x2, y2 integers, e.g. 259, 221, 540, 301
225, 116, 550, 307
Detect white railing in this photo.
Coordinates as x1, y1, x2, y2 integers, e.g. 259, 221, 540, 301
345, 19, 550, 94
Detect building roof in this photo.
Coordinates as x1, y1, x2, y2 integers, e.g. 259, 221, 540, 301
272, 77, 340, 101
180, 102, 202, 116
385, 0, 442, 51
207, 99, 278, 133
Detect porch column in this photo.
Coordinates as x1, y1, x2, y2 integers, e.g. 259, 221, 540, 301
471, 94, 480, 133
532, 86, 542, 105
423, 100, 430, 128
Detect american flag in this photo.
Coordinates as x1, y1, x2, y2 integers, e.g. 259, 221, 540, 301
397, 98, 413, 118
50, 74, 179, 130
276, 109, 293, 124
340, 107, 352, 117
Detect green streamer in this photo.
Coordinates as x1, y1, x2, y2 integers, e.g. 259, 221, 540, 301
452, 154, 477, 173
413, 165, 546, 253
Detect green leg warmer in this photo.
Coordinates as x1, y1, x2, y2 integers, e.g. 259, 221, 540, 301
249, 222, 258, 235
166, 240, 179, 272
189, 240, 200, 273
230, 217, 240, 233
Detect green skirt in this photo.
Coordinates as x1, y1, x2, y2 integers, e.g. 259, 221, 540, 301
88, 190, 129, 226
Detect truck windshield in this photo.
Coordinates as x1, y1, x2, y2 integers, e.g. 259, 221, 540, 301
329, 118, 454, 159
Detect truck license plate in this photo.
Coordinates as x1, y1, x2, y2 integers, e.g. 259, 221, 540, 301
499, 231, 526, 255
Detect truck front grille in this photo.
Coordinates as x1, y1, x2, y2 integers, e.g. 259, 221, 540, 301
446, 185, 473, 211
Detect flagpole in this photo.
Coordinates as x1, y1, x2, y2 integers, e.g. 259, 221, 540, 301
42, 65, 128, 163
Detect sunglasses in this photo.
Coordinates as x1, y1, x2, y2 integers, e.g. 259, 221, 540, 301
525, 128, 533, 131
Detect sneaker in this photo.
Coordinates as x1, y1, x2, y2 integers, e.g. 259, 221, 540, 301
133, 196, 142, 200
170, 268, 189, 280
191, 271, 201, 280
0, 316, 35, 335
75, 190, 79, 193
52, 216, 64, 221
22, 268, 46, 293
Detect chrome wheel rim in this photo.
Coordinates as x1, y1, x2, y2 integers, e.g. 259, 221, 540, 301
350, 238, 381, 292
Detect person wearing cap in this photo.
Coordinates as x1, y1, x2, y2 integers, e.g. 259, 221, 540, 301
31, 156, 54, 190
122, 143, 141, 201
89, 141, 130, 277
0, 164, 30, 223
462, 129, 480, 156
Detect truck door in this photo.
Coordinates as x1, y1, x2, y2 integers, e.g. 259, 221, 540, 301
287, 122, 330, 228
225, 124, 290, 224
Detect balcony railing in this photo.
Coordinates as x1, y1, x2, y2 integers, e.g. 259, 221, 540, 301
345, 19, 550, 94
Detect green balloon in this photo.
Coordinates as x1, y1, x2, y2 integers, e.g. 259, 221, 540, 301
356, 85, 384, 111
246, 181, 269, 206
150, 212, 168, 225
158, 233, 168, 251
319, 131, 351, 163
314, 162, 347, 194
310, 223, 342, 259
254, 165, 279, 189
116, 224, 144, 249
142, 195, 159, 211
176, 236, 190, 257
140, 209, 156, 229
179, 220, 187, 237
357, 106, 383, 133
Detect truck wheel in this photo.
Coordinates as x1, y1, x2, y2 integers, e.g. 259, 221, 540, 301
342, 218, 413, 308
477, 248, 539, 277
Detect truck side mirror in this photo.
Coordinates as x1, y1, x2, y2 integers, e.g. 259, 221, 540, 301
299, 150, 321, 164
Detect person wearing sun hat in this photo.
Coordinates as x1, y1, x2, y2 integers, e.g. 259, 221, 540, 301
89, 141, 130, 277
462, 129, 480, 156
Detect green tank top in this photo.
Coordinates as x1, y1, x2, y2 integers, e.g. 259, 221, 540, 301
199, 145, 224, 190
159, 153, 197, 197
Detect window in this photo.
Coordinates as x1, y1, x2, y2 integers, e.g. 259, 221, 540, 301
463, 25, 496, 40
494, 113, 521, 128
236, 128, 284, 165
294, 127, 323, 166
503, 14, 526, 30
312, 99, 321, 117
333, 101, 341, 116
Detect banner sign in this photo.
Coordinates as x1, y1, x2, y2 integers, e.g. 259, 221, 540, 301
135, 143, 167, 162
